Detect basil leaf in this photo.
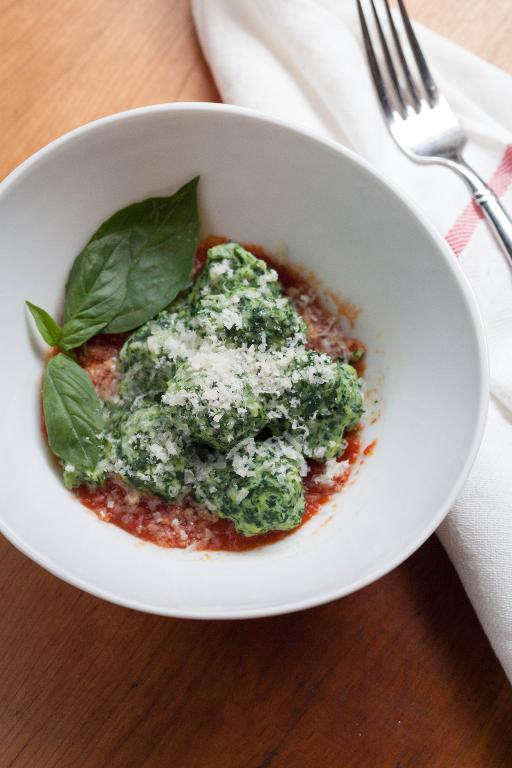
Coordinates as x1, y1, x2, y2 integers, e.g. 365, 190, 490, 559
60, 177, 199, 346
26, 301, 61, 346
100, 177, 200, 333
43, 353, 104, 470
61, 234, 130, 350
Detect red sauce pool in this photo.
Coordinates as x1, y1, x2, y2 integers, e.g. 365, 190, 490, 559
363, 440, 377, 457
67, 238, 367, 551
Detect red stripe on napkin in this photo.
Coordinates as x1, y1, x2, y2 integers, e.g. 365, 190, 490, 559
446, 144, 512, 256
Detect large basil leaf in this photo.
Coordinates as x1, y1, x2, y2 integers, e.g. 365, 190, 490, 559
43, 353, 104, 469
99, 176, 200, 333
61, 234, 130, 350
26, 301, 62, 347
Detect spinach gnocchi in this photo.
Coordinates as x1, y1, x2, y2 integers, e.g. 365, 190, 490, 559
87, 242, 364, 536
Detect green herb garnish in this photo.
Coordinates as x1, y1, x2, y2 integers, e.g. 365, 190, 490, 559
26, 301, 62, 347
43, 353, 105, 471
27, 177, 200, 349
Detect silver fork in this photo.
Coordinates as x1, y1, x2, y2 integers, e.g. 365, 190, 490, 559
357, 0, 512, 266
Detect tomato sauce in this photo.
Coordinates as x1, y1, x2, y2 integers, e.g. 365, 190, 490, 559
69, 238, 366, 551
363, 440, 377, 457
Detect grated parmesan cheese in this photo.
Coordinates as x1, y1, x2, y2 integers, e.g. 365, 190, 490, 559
313, 458, 350, 486
155, 322, 302, 419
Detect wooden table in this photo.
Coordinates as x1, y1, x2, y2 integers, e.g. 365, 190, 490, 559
1, 1, 511, 765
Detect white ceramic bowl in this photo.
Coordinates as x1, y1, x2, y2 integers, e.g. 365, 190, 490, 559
0, 104, 487, 618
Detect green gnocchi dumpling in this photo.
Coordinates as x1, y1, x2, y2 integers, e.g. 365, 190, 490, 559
192, 288, 306, 349
189, 243, 306, 349
194, 439, 305, 535
62, 464, 106, 490
190, 242, 281, 300
118, 311, 179, 404
163, 361, 268, 452
117, 405, 187, 499
274, 352, 364, 459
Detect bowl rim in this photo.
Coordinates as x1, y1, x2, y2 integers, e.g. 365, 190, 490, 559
0, 102, 489, 619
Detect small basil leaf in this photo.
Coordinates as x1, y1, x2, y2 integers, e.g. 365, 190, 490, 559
100, 177, 200, 333
26, 301, 62, 346
43, 353, 104, 470
61, 234, 130, 350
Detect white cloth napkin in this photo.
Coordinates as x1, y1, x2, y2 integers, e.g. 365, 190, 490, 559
191, 0, 512, 681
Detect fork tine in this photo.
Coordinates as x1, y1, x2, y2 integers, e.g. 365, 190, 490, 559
368, 0, 407, 116
382, 0, 421, 111
356, 0, 394, 121
396, 0, 439, 104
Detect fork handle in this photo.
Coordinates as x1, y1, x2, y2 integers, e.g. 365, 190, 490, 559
447, 157, 512, 267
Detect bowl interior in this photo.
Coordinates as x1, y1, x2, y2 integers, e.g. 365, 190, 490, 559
0, 105, 486, 617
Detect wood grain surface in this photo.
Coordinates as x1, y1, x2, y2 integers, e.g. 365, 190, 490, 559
1, 1, 512, 766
